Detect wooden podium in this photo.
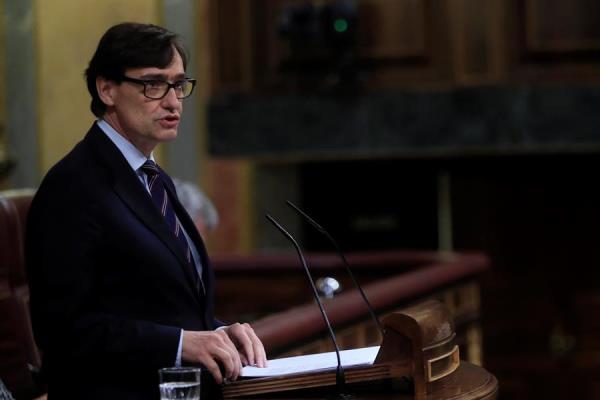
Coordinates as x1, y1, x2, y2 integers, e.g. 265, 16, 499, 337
220, 300, 498, 399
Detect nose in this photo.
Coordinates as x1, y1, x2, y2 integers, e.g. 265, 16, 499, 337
161, 86, 181, 110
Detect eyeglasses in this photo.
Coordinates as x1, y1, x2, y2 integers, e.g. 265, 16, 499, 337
120, 76, 196, 99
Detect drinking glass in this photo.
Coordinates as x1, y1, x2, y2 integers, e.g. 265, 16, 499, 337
159, 367, 201, 400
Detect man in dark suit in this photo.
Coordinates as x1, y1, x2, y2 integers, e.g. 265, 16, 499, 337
25, 22, 266, 399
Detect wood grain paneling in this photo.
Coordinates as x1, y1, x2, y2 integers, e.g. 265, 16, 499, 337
355, 0, 454, 88
450, 0, 506, 84
209, 0, 600, 91
507, 0, 600, 82
210, 0, 245, 91
210, 0, 457, 91
357, 0, 427, 60
524, 0, 600, 54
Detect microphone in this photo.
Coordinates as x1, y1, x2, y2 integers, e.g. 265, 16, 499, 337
286, 200, 384, 336
265, 213, 348, 396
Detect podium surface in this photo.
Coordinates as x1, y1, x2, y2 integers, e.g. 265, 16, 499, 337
232, 362, 497, 400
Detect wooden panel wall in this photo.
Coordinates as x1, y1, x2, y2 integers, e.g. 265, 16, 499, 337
509, 0, 600, 82
357, 0, 427, 60
209, 0, 600, 93
523, 0, 600, 53
210, 0, 454, 91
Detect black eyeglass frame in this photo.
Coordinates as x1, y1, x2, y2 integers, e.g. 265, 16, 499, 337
120, 76, 197, 99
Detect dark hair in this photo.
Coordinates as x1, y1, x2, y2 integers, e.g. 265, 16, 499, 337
85, 22, 188, 117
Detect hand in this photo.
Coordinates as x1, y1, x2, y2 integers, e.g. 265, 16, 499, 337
181, 330, 242, 384
223, 322, 268, 368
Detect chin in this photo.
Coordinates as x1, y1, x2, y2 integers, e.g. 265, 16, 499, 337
157, 130, 179, 142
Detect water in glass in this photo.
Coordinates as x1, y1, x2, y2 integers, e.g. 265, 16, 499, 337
159, 381, 200, 400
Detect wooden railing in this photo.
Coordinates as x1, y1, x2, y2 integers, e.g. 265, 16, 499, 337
212, 251, 490, 361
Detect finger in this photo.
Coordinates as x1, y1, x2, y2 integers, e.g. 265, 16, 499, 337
240, 353, 249, 366
201, 357, 223, 384
247, 328, 268, 367
235, 324, 263, 366
218, 332, 242, 380
227, 323, 266, 367
235, 325, 256, 366
255, 339, 267, 368
212, 345, 237, 381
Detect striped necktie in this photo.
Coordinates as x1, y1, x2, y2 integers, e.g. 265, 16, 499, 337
140, 160, 203, 293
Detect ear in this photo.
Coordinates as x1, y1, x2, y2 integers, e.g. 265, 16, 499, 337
96, 76, 117, 107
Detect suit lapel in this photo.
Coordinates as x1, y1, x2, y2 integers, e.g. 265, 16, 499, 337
84, 124, 202, 299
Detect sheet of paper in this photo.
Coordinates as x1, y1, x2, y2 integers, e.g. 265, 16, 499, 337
241, 346, 380, 378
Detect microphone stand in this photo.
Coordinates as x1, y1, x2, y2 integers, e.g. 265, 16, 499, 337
266, 214, 351, 399
286, 200, 384, 337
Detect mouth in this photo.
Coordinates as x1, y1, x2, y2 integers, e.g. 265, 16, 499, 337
158, 115, 180, 129
162, 114, 180, 122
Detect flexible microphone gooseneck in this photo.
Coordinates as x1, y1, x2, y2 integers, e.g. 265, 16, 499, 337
286, 200, 384, 337
265, 213, 347, 396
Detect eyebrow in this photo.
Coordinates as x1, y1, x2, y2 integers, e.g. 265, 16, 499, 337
138, 73, 188, 81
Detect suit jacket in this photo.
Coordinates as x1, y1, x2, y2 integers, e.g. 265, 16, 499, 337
26, 123, 220, 399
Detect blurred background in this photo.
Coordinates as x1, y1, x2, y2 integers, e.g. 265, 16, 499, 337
2, 0, 600, 398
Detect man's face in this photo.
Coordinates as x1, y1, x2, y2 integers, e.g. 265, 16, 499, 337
98, 50, 186, 156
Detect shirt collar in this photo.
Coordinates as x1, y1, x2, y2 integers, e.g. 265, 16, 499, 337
97, 119, 154, 172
